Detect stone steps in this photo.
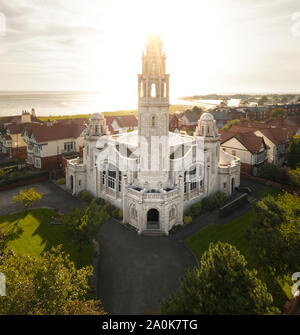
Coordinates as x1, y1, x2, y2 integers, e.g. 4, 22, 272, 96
142, 229, 166, 237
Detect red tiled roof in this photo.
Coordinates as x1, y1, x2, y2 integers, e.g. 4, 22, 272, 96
220, 130, 266, 153
24, 122, 86, 142
104, 115, 137, 133
256, 128, 288, 145
230, 125, 255, 133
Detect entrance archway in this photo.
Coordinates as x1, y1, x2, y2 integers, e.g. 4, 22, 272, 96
231, 178, 235, 193
147, 208, 159, 229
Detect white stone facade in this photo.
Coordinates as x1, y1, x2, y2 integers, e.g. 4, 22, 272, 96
66, 35, 240, 235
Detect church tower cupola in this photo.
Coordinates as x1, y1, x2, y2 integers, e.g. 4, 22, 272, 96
137, 35, 170, 187
85, 112, 109, 139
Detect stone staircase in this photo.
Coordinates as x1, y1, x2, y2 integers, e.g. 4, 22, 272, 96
142, 229, 166, 237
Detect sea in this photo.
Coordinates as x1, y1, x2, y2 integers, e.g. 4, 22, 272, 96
0, 91, 234, 117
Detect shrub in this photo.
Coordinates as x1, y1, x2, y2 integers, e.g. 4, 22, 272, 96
78, 190, 94, 203
212, 191, 229, 208
190, 202, 202, 217
57, 178, 66, 185
184, 216, 192, 225
201, 196, 215, 212
93, 198, 106, 206
201, 191, 229, 212
265, 180, 272, 187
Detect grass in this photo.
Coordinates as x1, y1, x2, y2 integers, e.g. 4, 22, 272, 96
186, 210, 254, 262
37, 104, 189, 122
186, 210, 293, 310
0, 208, 93, 268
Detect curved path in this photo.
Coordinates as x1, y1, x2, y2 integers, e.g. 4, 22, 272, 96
96, 219, 196, 315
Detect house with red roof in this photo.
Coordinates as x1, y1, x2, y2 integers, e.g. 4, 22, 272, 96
230, 121, 291, 166
0, 109, 41, 159
220, 130, 269, 176
104, 115, 138, 134
22, 121, 86, 170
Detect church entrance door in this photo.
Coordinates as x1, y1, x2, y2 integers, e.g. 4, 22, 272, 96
147, 209, 159, 230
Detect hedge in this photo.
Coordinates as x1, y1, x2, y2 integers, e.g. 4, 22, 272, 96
0, 170, 49, 186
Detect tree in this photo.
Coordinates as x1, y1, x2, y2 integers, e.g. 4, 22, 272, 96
287, 135, 300, 169
258, 96, 268, 106
12, 187, 42, 212
269, 107, 285, 121
62, 199, 108, 250
221, 119, 240, 131
249, 193, 300, 275
289, 168, 300, 190
161, 242, 279, 315
0, 245, 106, 315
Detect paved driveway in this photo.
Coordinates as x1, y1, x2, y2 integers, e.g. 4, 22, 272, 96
97, 218, 196, 315
0, 181, 84, 215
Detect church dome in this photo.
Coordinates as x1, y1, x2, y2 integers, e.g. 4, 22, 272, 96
200, 112, 214, 121
91, 112, 104, 120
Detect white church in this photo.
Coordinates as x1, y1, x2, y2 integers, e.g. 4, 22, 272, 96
66, 35, 240, 235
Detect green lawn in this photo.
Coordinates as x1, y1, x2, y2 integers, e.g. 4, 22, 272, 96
0, 208, 93, 268
186, 210, 293, 310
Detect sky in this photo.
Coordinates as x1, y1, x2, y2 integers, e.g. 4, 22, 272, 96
0, 0, 300, 108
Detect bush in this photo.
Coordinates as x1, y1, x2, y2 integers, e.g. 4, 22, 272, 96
213, 191, 229, 208
184, 216, 192, 225
93, 198, 106, 206
57, 178, 66, 185
112, 209, 123, 220
201, 196, 215, 212
265, 180, 272, 187
0, 170, 48, 186
78, 190, 94, 203
202, 191, 229, 212
190, 202, 202, 217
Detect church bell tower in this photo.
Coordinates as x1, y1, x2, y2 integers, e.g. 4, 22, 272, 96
137, 35, 170, 187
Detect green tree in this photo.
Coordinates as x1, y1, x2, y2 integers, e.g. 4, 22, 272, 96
12, 187, 42, 212
269, 107, 285, 121
161, 242, 279, 315
258, 96, 268, 106
62, 199, 108, 250
249, 193, 300, 275
221, 119, 240, 131
288, 168, 300, 189
0, 245, 105, 315
287, 135, 300, 169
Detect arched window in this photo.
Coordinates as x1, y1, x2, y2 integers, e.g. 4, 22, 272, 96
151, 83, 156, 97
152, 116, 155, 127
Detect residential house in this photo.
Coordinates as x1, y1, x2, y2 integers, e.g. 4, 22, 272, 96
22, 122, 86, 170
230, 123, 291, 166
169, 113, 181, 133
220, 130, 268, 176
253, 128, 289, 166
0, 109, 41, 159
104, 115, 138, 134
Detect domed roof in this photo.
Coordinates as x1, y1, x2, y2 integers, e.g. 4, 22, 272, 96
200, 112, 214, 121
91, 112, 103, 120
